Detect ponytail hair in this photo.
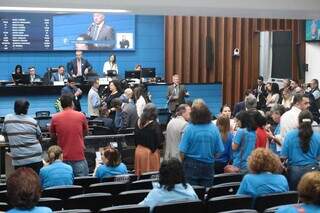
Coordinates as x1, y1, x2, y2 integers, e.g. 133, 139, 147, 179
298, 110, 313, 153
47, 145, 63, 164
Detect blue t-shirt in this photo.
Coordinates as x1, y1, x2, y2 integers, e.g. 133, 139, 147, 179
39, 160, 74, 189
276, 204, 320, 213
237, 172, 289, 197
179, 123, 224, 164
281, 129, 320, 166
95, 162, 128, 180
269, 124, 280, 154
216, 132, 233, 164
7, 207, 52, 213
232, 128, 256, 169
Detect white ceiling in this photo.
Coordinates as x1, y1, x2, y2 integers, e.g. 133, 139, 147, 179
1, 0, 320, 19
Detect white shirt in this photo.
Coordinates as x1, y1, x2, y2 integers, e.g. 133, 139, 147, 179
136, 96, 146, 118
103, 62, 118, 74
266, 93, 280, 108
280, 106, 301, 147
88, 87, 101, 117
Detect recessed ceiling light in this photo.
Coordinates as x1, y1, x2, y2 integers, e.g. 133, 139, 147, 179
0, 6, 130, 13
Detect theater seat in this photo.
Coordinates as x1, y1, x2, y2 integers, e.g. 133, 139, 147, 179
116, 189, 151, 205
88, 182, 128, 195
54, 209, 92, 213
65, 193, 113, 212
139, 171, 160, 180
101, 174, 138, 183
99, 204, 150, 213
0, 202, 10, 211
254, 191, 299, 212
206, 182, 241, 200
0, 183, 6, 191
42, 185, 84, 200
191, 185, 206, 200
35, 111, 50, 117
74, 176, 99, 190
0, 190, 7, 203
213, 173, 244, 185
38, 197, 63, 211
130, 179, 158, 190
152, 200, 204, 213
218, 210, 258, 213
207, 195, 253, 212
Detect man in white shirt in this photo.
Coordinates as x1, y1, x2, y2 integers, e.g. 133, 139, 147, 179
88, 78, 101, 117
280, 93, 310, 145
164, 104, 191, 160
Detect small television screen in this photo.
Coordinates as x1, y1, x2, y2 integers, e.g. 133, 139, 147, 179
306, 19, 320, 42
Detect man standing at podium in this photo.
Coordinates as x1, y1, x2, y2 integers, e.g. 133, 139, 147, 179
167, 74, 188, 113
67, 50, 92, 80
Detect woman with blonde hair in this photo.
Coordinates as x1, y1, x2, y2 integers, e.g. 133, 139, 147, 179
39, 145, 74, 189
277, 171, 320, 212
237, 148, 289, 197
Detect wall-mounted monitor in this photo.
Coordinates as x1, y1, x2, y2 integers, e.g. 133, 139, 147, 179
0, 12, 135, 51
306, 19, 320, 42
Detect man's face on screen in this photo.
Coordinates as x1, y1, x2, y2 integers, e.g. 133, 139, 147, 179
93, 13, 105, 25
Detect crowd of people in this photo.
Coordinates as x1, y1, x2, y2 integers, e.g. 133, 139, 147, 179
2, 75, 320, 212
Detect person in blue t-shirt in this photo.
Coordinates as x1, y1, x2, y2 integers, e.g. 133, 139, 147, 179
95, 146, 128, 180
215, 116, 233, 174
179, 100, 224, 187
276, 171, 320, 213
237, 148, 288, 198
232, 110, 257, 172
281, 110, 320, 190
6, 168, 52, 213
139, 158, 199, 212
40, 145, 74, 189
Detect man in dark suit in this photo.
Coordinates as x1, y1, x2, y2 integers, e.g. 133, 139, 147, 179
167, 74, 188, 113
50, 65, 70, 83
253, 76, 267, 110
119, 35, 130, 48
87, 13, 115, 49
67, 50, 92, 81
28, 66, 41, 84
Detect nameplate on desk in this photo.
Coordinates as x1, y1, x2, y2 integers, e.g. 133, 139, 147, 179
99, 78, 109, 85
53, 81, 65, 86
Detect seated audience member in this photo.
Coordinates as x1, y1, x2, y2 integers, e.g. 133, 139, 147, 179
215, 116, 233, 174
276, 171, 320, 213
2, 99, 43, 174
231, 111, 257, 173
179, 101, 224, 187
281, 110, 320, 190
6, 168, 52, 213
254, 111, 268, 148
50, 65, 70, 83
139, 158, 199, 212
237, 148, 288, 198
12, 64, 24, 85
95, 146, 128, 180
134, 103, 164, 176
40, 145, 74, 189
28, 66, 41, 84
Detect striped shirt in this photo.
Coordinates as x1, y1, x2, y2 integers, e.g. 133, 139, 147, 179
2, 114, 43, 166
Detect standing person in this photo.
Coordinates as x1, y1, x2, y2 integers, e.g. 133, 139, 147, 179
40, 145, 74, 189
164, 104, 191, 160
254, 111, 268, 148
266, 82, 280, 110
179, 102, 224, 187
134, 103, 163, 176
309, 79, 320, 109
281, 87, 293, 109
112, 97, 138, 129
50, 65, 70, 83
215, 116, 233, 174
167, 74, 188, 114
104, 80, 122, 120
6, 168, 52, 213
88, 78, 101, 117
103, 54, 118, 75
277, 171, 320, 213
281, 110, 320, 190
61, 77, 82, 111
87, 13, 115, 49
214, 105, 236, 132
50, 94, 89, 177
253, 76, 267, 110
2, 99, 43, 174
67, 50, 92, 80
134, 86, 148, 118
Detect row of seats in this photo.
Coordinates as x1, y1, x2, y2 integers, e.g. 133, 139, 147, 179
0, 192, 299, 212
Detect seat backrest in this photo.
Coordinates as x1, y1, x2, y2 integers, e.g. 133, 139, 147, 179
38, 197, 63, 211
218, 209, 258, 213
35, 111, 50, 117
0, 202, 10, 211
102, 174, 138, 183
254, 191, 299, 212
191, 185, 206, 200
0, 183, 6, 191
88, 182, 128, 195
214, 173, 244, 185
74, 176, 99, 189
207, 195, 253, 213
263, 204, 294, 213
54, 209, 92, 213
117, 128, 135, 134
206, 182, 241, 200
93, 126, 114, 135
153, 200, 204, 213
130, 179, 157, 190
0, 190, 8, 203
42, 185, 84, 200
99, 204, 150, 213
65, 193, 113, 212
140, 171, 160, 180
117, 189, 151, 205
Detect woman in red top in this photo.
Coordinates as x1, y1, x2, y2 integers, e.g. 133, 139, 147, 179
253, 111, 268, 148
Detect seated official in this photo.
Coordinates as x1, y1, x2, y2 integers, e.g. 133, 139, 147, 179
277, 171, 320, 213
95, 146, 128, 181
40, 145, 74, 189
237, 148, 289, 198
139, 158, 199, 212
6, 168, 52, 213
12, 64, 24, 85
50, 65, 70, 84
28, 66, 41, 84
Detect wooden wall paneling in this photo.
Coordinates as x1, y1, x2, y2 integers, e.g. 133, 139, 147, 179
224, 17, 234, 105
291, 20, 298, 81
191, 16, 200, 82
217, 17, 225, 84
285, 19, 292, 30
234, 18, 242, 104
174, 16, 183, 80
209, 17, 216, 83
165, 16, 175, 81
183, 16, 191, 83
199, 16, 208, 83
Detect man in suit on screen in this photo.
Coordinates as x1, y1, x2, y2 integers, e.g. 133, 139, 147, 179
87, 13, 115, 49
167, 74, 189, 113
